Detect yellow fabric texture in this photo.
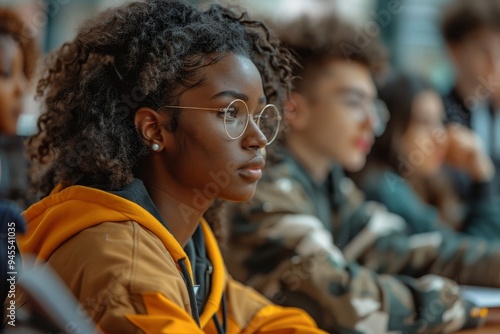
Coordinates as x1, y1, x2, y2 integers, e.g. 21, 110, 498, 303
17, 185, 325, 333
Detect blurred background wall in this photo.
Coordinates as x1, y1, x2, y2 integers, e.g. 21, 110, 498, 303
0, 0, 455, 134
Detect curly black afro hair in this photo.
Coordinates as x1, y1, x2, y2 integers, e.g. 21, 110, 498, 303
29, 0, 295, 199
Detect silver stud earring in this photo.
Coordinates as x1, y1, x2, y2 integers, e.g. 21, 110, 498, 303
151, 143, 160, 151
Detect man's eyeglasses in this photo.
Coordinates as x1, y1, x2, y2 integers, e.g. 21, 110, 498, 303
160, 99, 282, 145
330, 91, 390, 137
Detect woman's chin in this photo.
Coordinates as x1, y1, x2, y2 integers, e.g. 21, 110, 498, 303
341, 156, 367, 173
419, 164, 442, 178
220, 186, 257, 203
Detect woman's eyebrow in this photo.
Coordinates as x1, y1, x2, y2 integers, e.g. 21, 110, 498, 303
336, 87, 369, 98
210, 91, 267, 105
211, 90, 249, 101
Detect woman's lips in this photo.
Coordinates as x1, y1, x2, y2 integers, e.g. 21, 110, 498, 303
433, 151, 446, 165
237, 168, 263, 181
238, 156, 265, 182
11, 106, 22, 118
354, 138, 373, 153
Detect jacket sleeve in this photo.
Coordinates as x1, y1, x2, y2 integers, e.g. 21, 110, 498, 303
357, 172, 500, 287
225, 177, 484, 333
461, 181, 500, 240
225, 277, 327, 334
362, 170, 500, 238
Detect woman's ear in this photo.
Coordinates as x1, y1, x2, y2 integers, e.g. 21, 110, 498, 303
284, 91, 311, 131
134, 107, 172, 152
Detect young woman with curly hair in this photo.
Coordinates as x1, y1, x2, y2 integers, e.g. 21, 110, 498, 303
14, 1, 324, 333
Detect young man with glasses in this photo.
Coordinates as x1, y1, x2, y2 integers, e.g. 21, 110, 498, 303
224, 14, 489, 333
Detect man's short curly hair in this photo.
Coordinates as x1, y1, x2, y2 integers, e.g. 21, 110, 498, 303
0, 8, 38, 79
268, 14, 387, 93
441, 0, 500, 44
29, 0, 294, 198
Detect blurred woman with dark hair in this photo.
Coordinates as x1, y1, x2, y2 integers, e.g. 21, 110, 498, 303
355, 72, 500, 239
0, 7, 38, 208
0, 6, 35, 324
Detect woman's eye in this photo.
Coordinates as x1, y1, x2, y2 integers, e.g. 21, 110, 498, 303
331, 92, 363, 108
344, 95, 363, 108
225, 107, 239, 120
0, 69, 12, 78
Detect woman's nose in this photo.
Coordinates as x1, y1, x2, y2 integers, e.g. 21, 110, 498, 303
361, 107, 377, 132
242, 117, 267, 149
14, 72, 28, 95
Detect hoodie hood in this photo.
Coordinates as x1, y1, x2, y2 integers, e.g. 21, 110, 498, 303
20, 183, 227, 328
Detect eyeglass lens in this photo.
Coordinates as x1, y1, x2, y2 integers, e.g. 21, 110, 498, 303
224, 100, 280, 144
373, 100, 389, 136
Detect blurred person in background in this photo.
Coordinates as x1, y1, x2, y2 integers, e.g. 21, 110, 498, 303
224, 14, 492, 334
441, 0, 500, 198
354, 72, 500, 241
0, 7, 38, 209
0, 8, 33, 327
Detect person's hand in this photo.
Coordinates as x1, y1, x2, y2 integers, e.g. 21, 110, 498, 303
445, 124, 494, 182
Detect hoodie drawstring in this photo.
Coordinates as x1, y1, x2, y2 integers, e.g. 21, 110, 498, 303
212, 292, 227, 334
178, 258, 201, 327
178, 258, 227, 333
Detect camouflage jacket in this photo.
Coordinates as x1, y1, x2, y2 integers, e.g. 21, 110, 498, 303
224, 149, 495, 333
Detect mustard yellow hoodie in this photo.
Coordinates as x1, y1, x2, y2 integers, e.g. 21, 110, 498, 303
17, 180, 324, 334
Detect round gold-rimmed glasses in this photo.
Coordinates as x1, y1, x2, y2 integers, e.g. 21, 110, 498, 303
160, 99, 282, 145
